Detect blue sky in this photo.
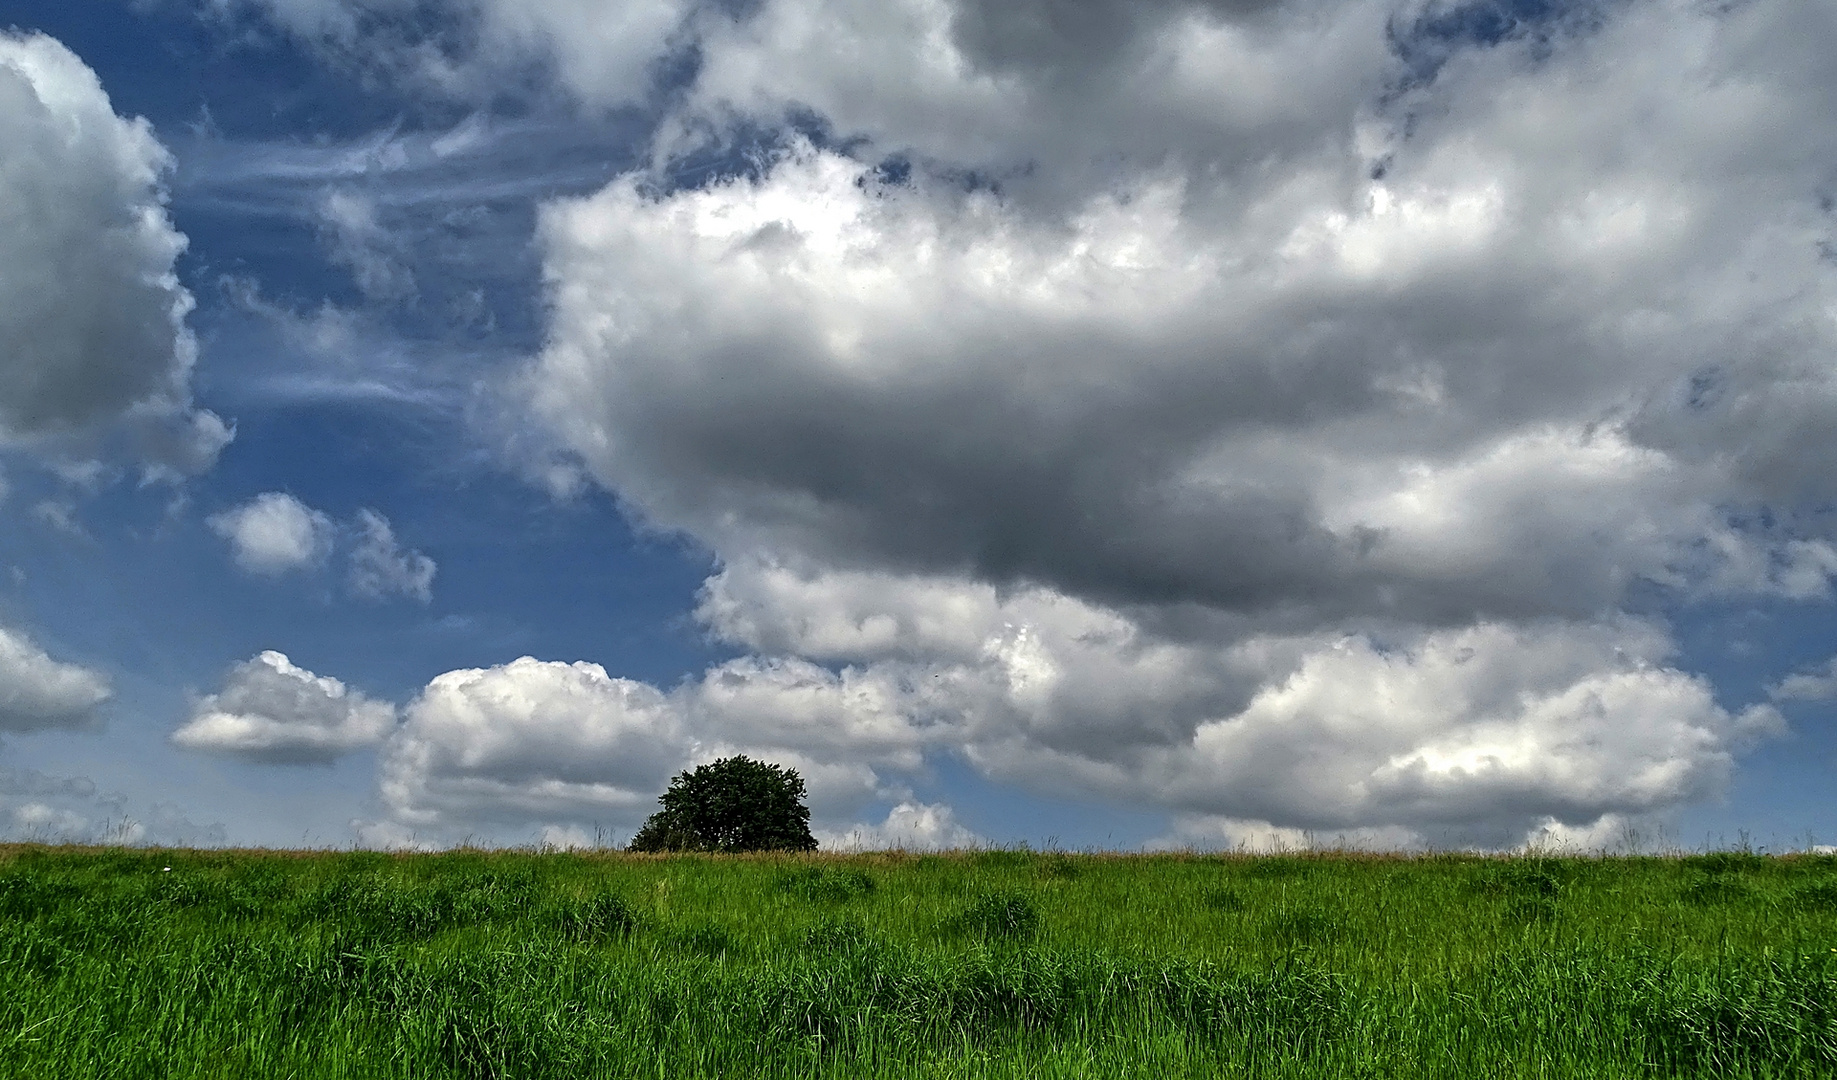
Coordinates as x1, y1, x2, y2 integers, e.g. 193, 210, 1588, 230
0, 0, 1833, 852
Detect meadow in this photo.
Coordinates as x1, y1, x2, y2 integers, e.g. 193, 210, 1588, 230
1, 845, 1834, 1078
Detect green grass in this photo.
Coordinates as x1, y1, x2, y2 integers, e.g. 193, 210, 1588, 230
2, 846, 1835, 1077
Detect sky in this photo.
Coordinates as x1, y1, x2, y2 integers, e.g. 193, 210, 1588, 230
0, 0, 1834, 853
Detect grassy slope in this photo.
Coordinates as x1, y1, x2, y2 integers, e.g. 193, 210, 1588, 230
1, 846, 1834, 1078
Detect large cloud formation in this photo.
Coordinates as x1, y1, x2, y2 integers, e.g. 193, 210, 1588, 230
238, 0, 1837, 847
364, 654, 920, 843
0, 32, 229, 473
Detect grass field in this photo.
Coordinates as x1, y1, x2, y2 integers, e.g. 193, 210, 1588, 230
2, 845, 1835, 1078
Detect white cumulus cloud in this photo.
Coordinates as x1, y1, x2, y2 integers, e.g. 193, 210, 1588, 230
352, 591, 1775, 848
379, 657, 692, 831
370, 651, 941, 845
172, 651, 397, 764
0, 768, 226, 846
209, 493, 335, 575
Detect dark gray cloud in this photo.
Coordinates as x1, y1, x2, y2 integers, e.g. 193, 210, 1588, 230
946, 0, 1285, 81
0, 32, 230, 474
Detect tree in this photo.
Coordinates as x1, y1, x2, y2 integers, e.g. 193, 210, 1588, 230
628, 756, 818, 853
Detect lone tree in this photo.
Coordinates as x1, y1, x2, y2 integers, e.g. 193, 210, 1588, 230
628, 756, 818, 853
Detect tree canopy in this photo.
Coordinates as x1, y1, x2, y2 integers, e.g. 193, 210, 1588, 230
628, 756, 818, 853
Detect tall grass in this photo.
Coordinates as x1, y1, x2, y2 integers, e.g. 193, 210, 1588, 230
1, 846, 1833, 1077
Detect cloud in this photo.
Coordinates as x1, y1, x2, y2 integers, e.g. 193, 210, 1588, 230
527, 99, 1837, 624
319, 190, 415, 302
30, 499, 90, 540
701, 561, 1781, 846
208, 493, 335, 575
675, 0, 1388, 201
212, 0, 1835, 845
171, 650, 397, 764
0, 32, 230, 474
819, 802, 985, 852
1130, 623, 1781, 844
347, 509, 436, 603
213, 0, 692, 107
368, 649, 939, 843
1769, 657, 1837, 702
467, 0, 1837, 845
353, 586, 1775, 847
207, 497, 435, 602
379, 657, 691, 831
0, 625, 111, 732
1146, 816, 1419, 855
518, 0, 1836, 619
0, 767, 226, 846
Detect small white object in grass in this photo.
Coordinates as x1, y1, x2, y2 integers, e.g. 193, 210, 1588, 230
162, 867, 171, 872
